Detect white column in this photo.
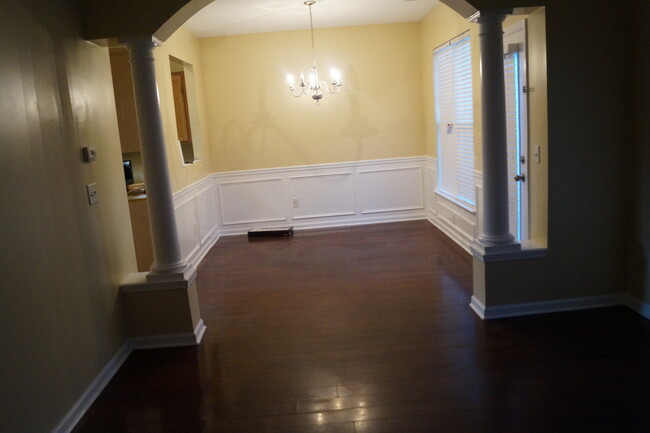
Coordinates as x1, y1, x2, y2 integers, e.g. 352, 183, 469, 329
472, 11, 520, 258
123, 36, 190, 280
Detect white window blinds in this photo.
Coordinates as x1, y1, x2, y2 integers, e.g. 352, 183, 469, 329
434, 33, 475, 210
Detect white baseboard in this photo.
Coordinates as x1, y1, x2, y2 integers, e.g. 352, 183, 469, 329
428, 216, 472, 253
622, 294, 650, 320
186, 230, 220, 269
470, 294, 627, 320
219, 213, 427, 236
50, 343, 131, 433
51, 319, 206, 433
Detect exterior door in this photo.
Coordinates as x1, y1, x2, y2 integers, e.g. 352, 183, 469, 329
504, 20, 529, 242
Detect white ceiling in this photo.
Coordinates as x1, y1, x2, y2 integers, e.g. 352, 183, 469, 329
183, 0, 440, 38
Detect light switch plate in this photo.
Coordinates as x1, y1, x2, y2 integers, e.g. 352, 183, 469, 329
86, 183, 98, 205
533, 145, 540, 164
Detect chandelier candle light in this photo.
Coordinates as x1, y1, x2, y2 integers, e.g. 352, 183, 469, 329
287, 0, 342, 103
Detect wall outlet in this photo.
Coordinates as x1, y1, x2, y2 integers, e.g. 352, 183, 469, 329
86, 183, 98, 205
292, 198, 299, 208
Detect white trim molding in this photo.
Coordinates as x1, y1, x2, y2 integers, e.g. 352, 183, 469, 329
623, 294, 650, 321
470, 294, 630, 320
213, 157, 428, 235
50, 320, 206, 433
50, 344, 131, 433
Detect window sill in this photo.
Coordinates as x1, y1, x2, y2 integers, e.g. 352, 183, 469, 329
181, 158, 203, 168
470, 239, 547, 263
434, 190, 476, 214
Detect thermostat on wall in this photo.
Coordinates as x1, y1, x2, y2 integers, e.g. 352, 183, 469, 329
82, 146, 97, 163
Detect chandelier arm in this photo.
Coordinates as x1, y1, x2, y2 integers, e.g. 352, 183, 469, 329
289, 87, 307, 97
319, 81, 342, 94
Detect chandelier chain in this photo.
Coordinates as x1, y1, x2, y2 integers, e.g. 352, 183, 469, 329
308, 2, 316, 69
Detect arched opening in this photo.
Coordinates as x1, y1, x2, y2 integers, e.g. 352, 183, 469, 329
95, 0, 548, 318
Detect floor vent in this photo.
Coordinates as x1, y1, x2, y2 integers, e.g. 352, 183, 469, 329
248, 226, 294, 239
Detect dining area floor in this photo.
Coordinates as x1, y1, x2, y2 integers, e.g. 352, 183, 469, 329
72, 220, 650, 432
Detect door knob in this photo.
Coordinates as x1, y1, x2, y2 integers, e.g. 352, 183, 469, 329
514, 174, 526, 182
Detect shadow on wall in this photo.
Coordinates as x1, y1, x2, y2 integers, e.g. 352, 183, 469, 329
340, 67, 378, 162
220, 79, 303, 169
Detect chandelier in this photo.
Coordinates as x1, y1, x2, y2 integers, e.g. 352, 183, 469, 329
286, 0, 342, 103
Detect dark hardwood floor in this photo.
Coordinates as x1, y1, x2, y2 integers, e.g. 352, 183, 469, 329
73, 221, 650, 432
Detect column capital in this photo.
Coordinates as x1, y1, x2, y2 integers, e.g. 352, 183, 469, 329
475, 9, 512, 24
118, 35, 162, 49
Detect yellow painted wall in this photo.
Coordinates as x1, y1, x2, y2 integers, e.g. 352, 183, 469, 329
154, 27, 213, 192
0, 0, 135, 431
199, 23, 425, 172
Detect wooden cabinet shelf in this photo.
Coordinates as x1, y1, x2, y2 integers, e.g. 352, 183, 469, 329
109, 47, 141, 154
171, 71, 192, 143
128, 197, 153, 272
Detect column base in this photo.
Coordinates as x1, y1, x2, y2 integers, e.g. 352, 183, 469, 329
470, 240, 521, 262
146, 263, 196, 283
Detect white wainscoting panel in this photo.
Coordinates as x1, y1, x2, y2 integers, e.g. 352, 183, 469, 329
173, 176, 220, 269
218, 178, 286, 226
172, 158, 478, 262
195, 185, 218, 245
175, 197, 200, 262
359, 167, 424, 214
213, 157, 428, 235
424, 156, 479, 252
289, 172, 355, 220
424, 161, 438, 217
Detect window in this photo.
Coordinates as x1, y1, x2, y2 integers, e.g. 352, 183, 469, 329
434, 32, 475, 211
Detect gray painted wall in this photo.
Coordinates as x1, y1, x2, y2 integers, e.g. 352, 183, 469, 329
0, 0, 135, 431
